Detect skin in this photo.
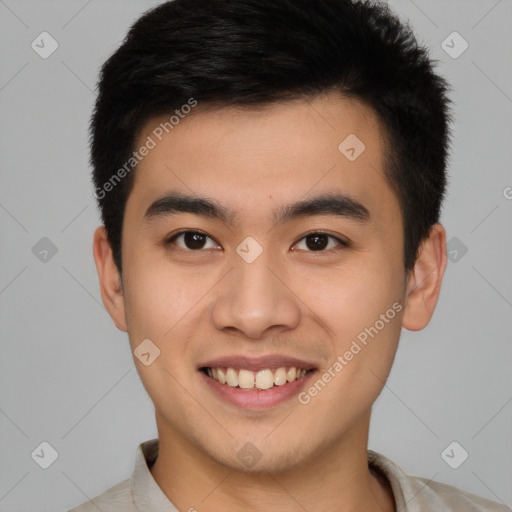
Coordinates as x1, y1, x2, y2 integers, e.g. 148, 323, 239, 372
93, 90, 447, 511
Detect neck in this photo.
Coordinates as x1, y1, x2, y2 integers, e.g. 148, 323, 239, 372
149, 410, 395, 512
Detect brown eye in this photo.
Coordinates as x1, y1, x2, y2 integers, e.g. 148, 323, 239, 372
293, 232, 347, 252
305, 234, 329, 251
167, 231, 219, 251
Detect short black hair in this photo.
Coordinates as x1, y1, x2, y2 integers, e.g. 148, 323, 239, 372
90, 0, 452, 274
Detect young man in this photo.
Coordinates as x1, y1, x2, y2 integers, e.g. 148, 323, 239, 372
70, 0, 509, 510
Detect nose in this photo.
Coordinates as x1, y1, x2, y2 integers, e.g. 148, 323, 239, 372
210, 250, 301, 340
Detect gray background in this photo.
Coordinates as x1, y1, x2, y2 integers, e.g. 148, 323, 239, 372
0, 0, 511, 510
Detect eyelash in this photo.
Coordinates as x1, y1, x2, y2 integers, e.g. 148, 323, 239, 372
164, 230, 349, 254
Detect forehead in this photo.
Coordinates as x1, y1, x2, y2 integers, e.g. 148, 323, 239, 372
127, 91, 398, 229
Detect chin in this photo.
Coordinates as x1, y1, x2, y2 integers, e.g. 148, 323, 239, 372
205, 437, 317, 475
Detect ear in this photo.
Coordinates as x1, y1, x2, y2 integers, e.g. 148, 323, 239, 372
402, 223, 447, 331
92, 226, 128, 332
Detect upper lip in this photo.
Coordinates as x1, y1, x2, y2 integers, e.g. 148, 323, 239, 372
198, 355, 317, 372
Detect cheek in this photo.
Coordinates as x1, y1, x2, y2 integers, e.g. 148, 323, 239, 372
122, 247, 194, 337
300, 260, 403, 336
331, 267, 404, 386
121, 266, 196, 408
299, 303, 403, 430
121, 254, 209, 378
301, 258, 405, 402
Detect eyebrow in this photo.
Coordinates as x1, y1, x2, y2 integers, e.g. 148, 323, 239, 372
143, 190, 370, 227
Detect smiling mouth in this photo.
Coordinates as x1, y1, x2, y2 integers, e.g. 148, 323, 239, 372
200, 366, 315, 390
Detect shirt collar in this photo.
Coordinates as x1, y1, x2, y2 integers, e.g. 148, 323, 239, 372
131, 438, 178, 511
130, 439, 410, 511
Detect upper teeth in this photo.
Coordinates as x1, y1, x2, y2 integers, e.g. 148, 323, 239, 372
206, 367, 308, 390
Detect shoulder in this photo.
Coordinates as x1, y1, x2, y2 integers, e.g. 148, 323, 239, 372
67, 477, 134, 512
368, 450, 511, 512
410, 475, 511, 511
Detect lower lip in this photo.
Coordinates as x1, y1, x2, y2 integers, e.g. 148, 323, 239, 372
200, 370, 316, 410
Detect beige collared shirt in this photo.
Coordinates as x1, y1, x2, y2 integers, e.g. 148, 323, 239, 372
68, 438, 510, 511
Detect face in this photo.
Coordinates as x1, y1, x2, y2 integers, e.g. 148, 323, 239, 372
95, 91, 443, 473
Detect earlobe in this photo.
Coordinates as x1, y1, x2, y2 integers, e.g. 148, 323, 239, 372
402, 223, 447, 331
92, 226, 128, 332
